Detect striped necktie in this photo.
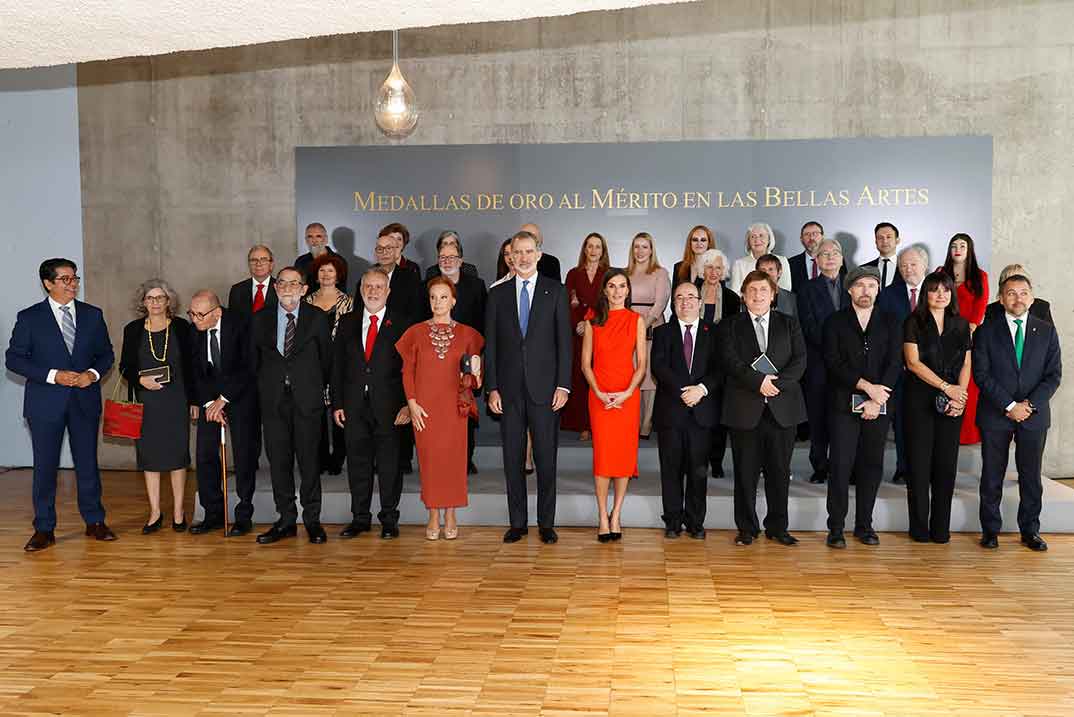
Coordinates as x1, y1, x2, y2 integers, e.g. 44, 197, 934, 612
59, 305, 76, 354
284, 313, 296, 357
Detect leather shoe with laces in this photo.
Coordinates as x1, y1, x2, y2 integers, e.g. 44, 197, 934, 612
687, 528, 706, 540
339, 521, 371, 539
85, 523, 117, 541
980, 533, 999, 549
854, 529, 880, 546
503, 527, 527, 543
1021, 533, 1048, 551
306, 523, 328, 544
227, 520, 253, 537
381, 524, 400, 540
664, 527, 681, 539
24, 530, 55, 552
766, 531, 798, 546
539, 527, 558, 544
734, 532, 753, 546
257, 524, 297, 544
826, 532, 847, 549
189, 518, 224, 535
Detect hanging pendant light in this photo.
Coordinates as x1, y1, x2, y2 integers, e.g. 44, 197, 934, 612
374, 30, 419, 139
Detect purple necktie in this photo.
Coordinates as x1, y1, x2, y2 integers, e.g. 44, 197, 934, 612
683, 324, 694, 373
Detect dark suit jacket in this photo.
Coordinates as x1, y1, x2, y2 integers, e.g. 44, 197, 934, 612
822, 307, 902, 415
119, 316, 198, 405
383, 265, 424, 322
972, 314, 1061, 433
650, 319, 722, 430
877, 281, 914, 328
5, 299, 114, 421
773, 289, 798, 319
718, 310, 808, 430
798, 275, 852, 387
421, 272, 487, 335
985, 298, 1053, 326
227, 277, 277, 322
190, 309, 254, 407
331, 307, 409, 425
485, 274, 572, 405
862, 255, 904, 289
694, 280, 741, 323
537, 253, 562, 283
252, 302, 332, 416
789, 251, 848, 295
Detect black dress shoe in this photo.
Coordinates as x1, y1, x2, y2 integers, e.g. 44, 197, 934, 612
467, 462, 479, 475
381, 524, 400, 540
664, 528, 681, 539
826, 532, 847, 549
911, 534, 932, 543
401, 462, 414, 475
24, 530, 55, 552
85, 523, 117, 541
734, 533, 753, 546
189, 518, 224, 535
980, 533, 999, 549
141, 515, 163, 535
598, 532, 613, 543
766, 531, 799, 546
808, 472, 827, 484
306, 523, 327, 544
257, 524, 297, 544
892, 472, 907, 484
688, 528, 706, 540
339, 521, 371, 539
503, 527, 527, 543
172, 516, 188, 533
227, 520, 253, 537
539, 528, 558, 544
855, 530, 879, 546
931, 535, 950, 544
1021, 533, 1048, 551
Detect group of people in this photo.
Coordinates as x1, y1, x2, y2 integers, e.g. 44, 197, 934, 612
6, 218, 1062, 554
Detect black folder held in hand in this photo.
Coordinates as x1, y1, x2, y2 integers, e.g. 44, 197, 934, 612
852, 393, 888, 415
751, 353, 777, 376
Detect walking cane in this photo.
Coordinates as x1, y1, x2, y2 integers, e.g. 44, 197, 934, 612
220, 422, 229, 536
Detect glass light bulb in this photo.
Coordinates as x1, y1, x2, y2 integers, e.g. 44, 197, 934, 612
374, 63, 419, 139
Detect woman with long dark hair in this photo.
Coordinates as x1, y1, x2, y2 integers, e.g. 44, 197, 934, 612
940, 233, 988, 444
673, 225, 715, 284
901, 271, 972, 543
581, 269, 647, 541
562, 232, 610, 439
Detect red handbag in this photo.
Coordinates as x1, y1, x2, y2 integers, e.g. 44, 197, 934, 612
102, 378, 143, 439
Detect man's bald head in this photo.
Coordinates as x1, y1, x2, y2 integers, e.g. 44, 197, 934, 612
520, 223, 543, 247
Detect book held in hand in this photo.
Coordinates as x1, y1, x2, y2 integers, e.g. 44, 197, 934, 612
138, 365, 171, 385
751, 353, 777, 375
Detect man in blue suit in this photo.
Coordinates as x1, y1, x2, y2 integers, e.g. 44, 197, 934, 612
973, 274, 1061, 551
876, 246, 928, 483
6, 258, 117, 551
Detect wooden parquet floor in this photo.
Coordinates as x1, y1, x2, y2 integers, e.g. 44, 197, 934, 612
1, 470, 1073, 716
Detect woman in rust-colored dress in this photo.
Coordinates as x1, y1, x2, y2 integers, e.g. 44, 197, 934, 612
561, 232, 609, 439
581, 269, 647, 542
397, 277, 483, 541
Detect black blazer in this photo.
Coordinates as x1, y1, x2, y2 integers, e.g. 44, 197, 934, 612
862, 256, 904, 289
252, 302, 332, 417
822, 307, 902, 415
718, 310, 808, 430
789, 251, 847, 295
421, 272, 488, 335
227, 277, 277, 321
382, 266, 424, 322
331, 307, 409, 424
972, 314, 1061, 433
119, 316, 198, 405
537, 253, 562, 283
650, 319, 722, 430
485, 274, 572, 405
190, 308, 254, 407
984, 298, 1053, 326
694, 280, 741, 323
798, 275, 852, 351
877, 281, 915, 329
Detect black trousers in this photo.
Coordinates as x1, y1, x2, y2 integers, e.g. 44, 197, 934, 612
318, 416, 346, 473
804, 377, 831, 475
979, 427, 1046, 536
729, 407, 795, 536
658, 424, 710, 531
708, 424, 728, 476
889, 377, 909, 476
195, 398, 258, 523
826, 411, 888, 534
501, 396, 559, 529
263, 389, 323, 528
467, 417, 478, 467
903, 400, 962, 541
343, 396, 403, 527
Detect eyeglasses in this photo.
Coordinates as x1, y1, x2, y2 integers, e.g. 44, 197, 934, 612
817, 251, 842, 259
276, 280, 303, 289
374, 246, 394, 254
144, 295, 169, 304
187, 306, 220, 321
438, 255, 461, 263
52, 275, 80, 285
248, 257, 272, 264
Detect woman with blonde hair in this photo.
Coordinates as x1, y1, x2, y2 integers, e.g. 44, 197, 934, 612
626, 232, 670, 437
729, 223, 792, 295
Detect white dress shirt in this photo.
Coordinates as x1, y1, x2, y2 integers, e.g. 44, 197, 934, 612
514, 271, 538, 316
203, 316, 229, 407
45, 296, 100, 384
1003, 311, 1030, 413
747, 309, 772, 348
362, 307, 387, 354
878, 256, 896, 287
678, 318, 708, 395
251, 278, 270, 300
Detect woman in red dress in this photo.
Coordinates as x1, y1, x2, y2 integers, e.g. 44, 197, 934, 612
940, 233, 988, 445
396, 277, 484, 540
562, 233, 610, 440
581, 269, 647, 542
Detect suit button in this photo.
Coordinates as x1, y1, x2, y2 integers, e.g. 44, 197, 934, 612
365, 368, 372, 374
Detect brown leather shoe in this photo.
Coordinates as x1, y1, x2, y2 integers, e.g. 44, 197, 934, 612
24, 530, 56, 552
85, 522, 117, 541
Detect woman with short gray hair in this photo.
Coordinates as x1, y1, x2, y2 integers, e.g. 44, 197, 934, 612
729, 223, 792, 295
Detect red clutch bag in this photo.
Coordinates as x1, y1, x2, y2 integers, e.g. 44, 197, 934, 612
102, 378, 143, 439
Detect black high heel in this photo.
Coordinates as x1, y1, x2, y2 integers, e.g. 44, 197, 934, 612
142, 514, 163, 535
172, 514, 187, 533
609, 513, 622, 541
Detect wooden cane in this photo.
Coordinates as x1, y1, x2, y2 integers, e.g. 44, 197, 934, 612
220, 422, 229, 536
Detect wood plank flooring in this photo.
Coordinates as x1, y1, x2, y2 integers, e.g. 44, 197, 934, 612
1, 469, 1073, 716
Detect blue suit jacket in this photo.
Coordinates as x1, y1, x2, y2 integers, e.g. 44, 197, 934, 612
972, 314, 1061, 433
5, 299, 115, 421
877, 282, 913, 327
797, 275, 850, 386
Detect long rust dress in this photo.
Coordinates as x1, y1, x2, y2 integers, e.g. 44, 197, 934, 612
587, 309, 642, 478
562, 265, 603, 433
397, 320, 484, 509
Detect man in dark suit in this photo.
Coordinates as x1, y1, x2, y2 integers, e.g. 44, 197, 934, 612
520, 222, 562, 283
380, 222, 421, 277
186, 291, 258, 537
973, 274, 1062, 552
798, 238, 852, 484
486, 230, 572, 544
788, 221, 846, 294
424, 230, 480, 281
651, 281, 722, 540
251, 267, 333, 545
719, 270, 808, 546
6, 258, 117, 551
861, 222, 903, 290
227, 245, 278, 321
877, 246, 929, 483
822, 267, 902, 548
983, 263, 1053, 325
295, 223, 341, 294
331, 267, 411, 539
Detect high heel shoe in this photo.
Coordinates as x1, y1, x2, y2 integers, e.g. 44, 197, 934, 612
142, 514, 163, 535
444, 525, 458, 540
609, 513, 622, 541
172, 515, 187, 533
426, 526, 441, 541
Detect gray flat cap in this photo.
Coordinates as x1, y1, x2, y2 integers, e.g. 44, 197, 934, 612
844, 265, 882, 290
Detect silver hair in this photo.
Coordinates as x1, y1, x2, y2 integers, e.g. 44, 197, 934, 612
694, 248, 728, 276
897, 245, 929, 266
817, 238, 843, 256
744, 223, 776, 255
133, 278, 180, 318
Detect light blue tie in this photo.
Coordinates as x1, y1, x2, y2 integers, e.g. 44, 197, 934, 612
519, 279, 531, 337
60, 305, 76, 354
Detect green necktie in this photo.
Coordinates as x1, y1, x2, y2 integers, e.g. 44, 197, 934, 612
1014, 318, 1024, 367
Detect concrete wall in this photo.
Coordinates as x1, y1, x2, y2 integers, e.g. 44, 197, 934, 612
1, 65, 85, 468
77, 0, 1074, 473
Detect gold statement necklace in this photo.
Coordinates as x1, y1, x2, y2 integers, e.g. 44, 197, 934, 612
146, 319, 170, 362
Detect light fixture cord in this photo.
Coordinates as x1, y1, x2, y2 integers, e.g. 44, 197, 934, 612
392, 30, 399, 66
